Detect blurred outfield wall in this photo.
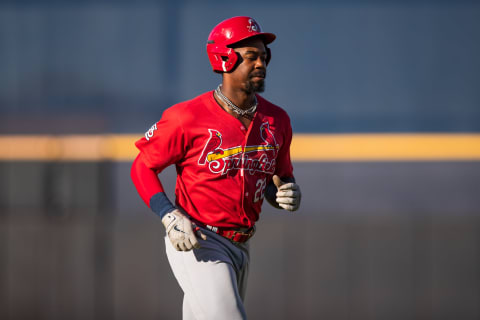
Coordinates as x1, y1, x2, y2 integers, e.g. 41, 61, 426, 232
1, 1, 480, 319
1, 0, 479, 133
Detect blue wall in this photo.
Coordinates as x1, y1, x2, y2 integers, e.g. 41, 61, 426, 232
1, 0, 479, 133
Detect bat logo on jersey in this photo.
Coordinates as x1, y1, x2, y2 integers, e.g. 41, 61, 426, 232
198, 122, 279, 175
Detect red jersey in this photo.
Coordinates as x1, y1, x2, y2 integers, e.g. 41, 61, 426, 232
135, 91, 294, 229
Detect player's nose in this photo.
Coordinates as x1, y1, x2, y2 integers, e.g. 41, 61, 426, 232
254, 56, 266, 69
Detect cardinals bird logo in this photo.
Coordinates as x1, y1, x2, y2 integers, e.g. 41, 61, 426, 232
198, 129, 224, 165
259, 122, 278, 156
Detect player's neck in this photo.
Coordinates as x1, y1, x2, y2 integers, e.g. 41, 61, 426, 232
214, 84, 255, 128
219, 84, 256, 110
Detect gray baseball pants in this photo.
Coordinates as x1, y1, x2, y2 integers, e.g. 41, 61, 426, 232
165, 227, 250, 320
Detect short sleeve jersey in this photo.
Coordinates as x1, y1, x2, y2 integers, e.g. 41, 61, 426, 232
135, 91, 294, 229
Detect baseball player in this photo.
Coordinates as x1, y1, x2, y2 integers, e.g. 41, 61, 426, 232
131, 16, 301, 320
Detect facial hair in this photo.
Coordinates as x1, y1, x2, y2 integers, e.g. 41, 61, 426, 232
244, 77, 265, 94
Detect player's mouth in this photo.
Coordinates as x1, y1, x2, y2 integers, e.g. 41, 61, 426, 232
250, 73, 265, 81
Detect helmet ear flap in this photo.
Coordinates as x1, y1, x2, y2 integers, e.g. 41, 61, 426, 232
207, 45, 238, 72
223, 48, 239, 72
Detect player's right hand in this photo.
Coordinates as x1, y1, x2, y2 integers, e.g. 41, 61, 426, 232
272, 175, 301, 211
161, 209, 207, 251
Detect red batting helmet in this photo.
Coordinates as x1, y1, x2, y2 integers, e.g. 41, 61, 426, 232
206, 16, 276, 72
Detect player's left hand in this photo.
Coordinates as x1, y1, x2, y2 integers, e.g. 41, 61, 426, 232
162, 209, 207, 251
272, 175, 301, 211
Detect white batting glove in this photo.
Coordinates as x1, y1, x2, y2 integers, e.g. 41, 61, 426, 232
272, 175, 301, 211
162, 209, 207, 251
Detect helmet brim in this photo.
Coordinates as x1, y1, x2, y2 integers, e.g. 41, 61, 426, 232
259, 32, 276, 45
227, 32, 276, 48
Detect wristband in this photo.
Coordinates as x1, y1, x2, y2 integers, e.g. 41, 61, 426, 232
149, 192, 175, 218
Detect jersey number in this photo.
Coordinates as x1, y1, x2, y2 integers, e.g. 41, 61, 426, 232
254, 177, 267, 203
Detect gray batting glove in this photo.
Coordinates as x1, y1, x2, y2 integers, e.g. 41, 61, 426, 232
272, 175, 301, 211
162, 209, 207, 251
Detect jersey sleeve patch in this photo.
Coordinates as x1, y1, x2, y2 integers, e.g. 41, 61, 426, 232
144, 123, 158, 141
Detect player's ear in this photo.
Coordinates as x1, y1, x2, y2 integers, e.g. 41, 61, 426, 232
265, 46, 271, 65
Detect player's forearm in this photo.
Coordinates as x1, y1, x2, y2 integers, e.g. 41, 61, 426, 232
131, 153, 175, 218
131, 153, 164, 204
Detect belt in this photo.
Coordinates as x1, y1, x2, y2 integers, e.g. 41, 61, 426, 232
194, 222, 256, 243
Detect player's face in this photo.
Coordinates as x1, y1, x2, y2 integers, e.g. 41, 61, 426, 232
231, 37, 267, 94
